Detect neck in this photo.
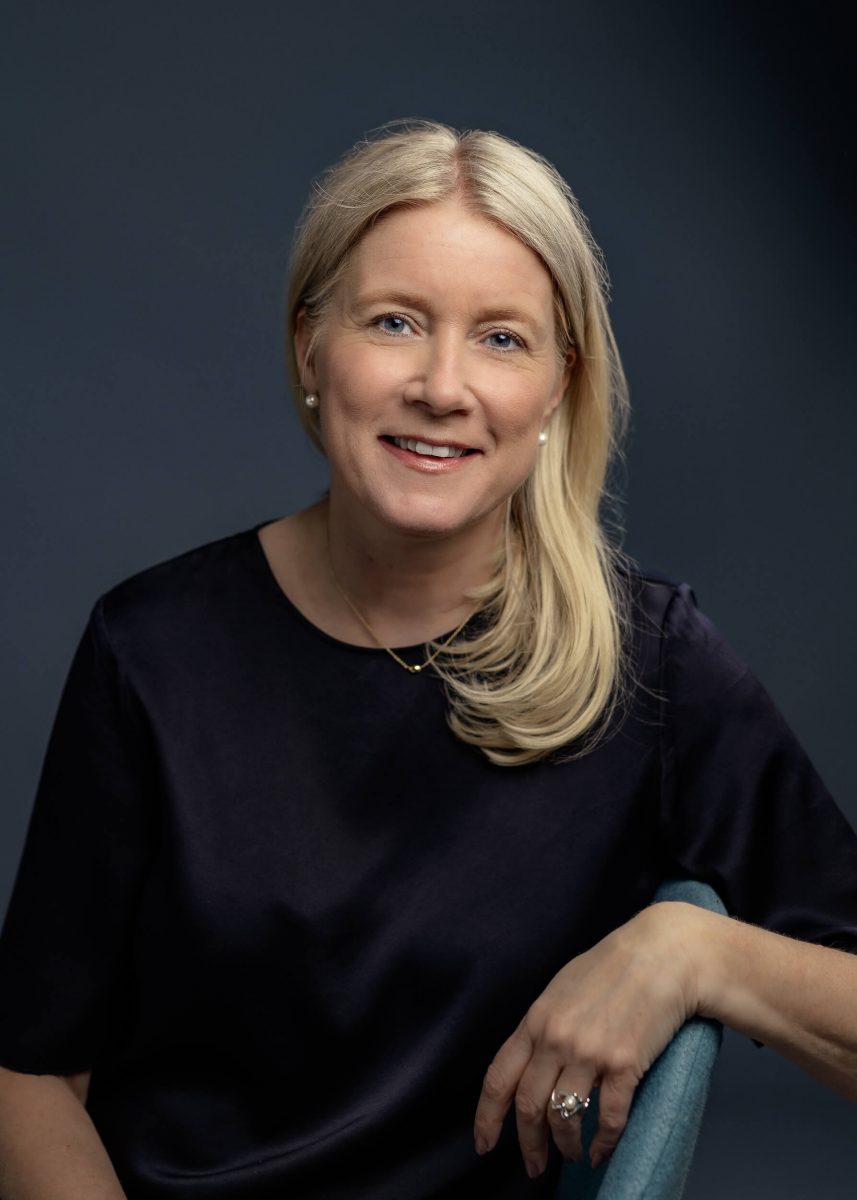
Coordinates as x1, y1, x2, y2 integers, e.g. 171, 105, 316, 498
322, 493, 502, 645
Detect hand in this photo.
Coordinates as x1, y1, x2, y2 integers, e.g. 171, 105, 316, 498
473, 902, 700, 1177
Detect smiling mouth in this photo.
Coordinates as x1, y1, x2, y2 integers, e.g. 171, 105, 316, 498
382, 436, 477, 459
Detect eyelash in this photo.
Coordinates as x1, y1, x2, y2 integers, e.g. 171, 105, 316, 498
373, 313, 526, 352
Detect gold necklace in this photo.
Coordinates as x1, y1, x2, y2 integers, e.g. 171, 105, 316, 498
327, 554, 474, 675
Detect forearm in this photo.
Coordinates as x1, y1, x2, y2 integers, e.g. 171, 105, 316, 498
0, 1067, 126, 1200
672, 903, 857, 1100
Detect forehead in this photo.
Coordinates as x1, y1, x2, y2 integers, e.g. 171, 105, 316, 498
341, 200, 555, 314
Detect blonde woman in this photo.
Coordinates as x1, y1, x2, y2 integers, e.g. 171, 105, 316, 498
0, 120, 855, 1200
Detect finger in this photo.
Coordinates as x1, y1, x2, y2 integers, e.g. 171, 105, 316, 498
513, 1050, 570, 1178
588, 1071, 637, 1169
546, 1075, 596, 1164
474, 1023, 534, 1155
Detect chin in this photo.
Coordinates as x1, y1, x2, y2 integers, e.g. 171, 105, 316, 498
373, 494, 500, 541
383, 511, 467, 539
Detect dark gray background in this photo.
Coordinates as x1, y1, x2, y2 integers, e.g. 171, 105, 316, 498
2, 1, 855, 1194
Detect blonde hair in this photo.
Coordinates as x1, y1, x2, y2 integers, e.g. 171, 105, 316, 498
286, 119, 630, 765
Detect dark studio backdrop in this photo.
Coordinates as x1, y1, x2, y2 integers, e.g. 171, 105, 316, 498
2, 1, 855, 1194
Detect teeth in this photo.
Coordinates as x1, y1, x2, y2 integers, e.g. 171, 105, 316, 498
393, 437, 466, 458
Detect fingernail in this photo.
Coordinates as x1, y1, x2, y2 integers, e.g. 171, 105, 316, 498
526, 1161, 542, 1179
475, 1136, 489, 1155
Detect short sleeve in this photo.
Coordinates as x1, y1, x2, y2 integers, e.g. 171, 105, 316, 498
659, 584, 857, 953
0, 598, 159, 1073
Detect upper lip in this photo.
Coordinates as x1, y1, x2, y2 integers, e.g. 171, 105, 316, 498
384, 434, 480, 451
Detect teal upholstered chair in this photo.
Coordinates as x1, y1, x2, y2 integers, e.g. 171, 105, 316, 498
554, 879, 726, 1200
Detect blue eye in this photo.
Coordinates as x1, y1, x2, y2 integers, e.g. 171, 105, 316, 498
377, 314, 411, 335
486, 330, 522, 351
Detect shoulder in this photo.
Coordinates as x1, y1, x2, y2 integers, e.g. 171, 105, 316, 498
618, 562, 686, 630
615, 559, 690, 663
94, 522, 271, 667
616, 561, 747, 700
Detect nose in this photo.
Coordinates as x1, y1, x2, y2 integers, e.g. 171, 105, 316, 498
405, 330, 473, 416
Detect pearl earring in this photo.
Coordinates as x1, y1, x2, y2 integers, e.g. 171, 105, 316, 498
305, 393, 319, 409
538, 430, 548, 445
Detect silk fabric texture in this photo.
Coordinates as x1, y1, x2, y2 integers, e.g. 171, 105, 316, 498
1, 524, 856, 1198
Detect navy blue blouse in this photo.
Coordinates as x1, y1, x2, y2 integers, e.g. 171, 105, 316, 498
1, 523, 856, 1198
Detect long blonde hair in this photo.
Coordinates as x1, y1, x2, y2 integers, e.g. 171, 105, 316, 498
286, 120, 630, 765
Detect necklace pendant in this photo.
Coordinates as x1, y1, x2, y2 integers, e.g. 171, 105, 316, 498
411, 663, 423, 674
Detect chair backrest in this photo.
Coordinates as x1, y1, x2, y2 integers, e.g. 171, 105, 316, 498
555, 878, 726, 1200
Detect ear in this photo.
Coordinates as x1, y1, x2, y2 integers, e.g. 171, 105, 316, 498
544, 345, 576, 422
294, 307, 319, 394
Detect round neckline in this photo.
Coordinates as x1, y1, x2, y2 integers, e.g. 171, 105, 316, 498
247, 519, 471, 659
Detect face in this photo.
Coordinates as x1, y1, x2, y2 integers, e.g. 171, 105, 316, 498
296, 200, 572, 542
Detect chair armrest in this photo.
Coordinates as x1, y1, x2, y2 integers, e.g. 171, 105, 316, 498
555, 879, 725, 1200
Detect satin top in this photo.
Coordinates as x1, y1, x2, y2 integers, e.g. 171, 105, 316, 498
1, 524, 856, 1198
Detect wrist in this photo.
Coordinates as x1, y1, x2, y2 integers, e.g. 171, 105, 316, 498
641, 900, 711, 1021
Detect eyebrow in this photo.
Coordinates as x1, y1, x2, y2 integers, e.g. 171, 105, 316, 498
351, 289, 544, 331
352, 289, 432, 312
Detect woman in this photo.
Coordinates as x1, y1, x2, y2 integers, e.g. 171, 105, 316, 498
0, 120, 855, 1199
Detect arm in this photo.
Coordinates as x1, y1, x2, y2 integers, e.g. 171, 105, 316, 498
0, 1066, 127, 1199
473, 903, 857, 1179
0, 603, 153, 1197
685, 902, 857, 1098
474, 588, 857, 1177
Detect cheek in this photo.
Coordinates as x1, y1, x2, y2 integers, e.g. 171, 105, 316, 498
316, 350, 394, 462
319, 343, 402, 410
487, 380, 554, 442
